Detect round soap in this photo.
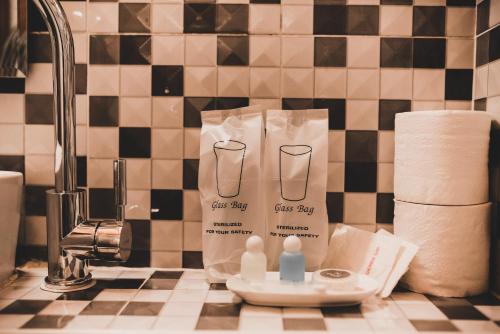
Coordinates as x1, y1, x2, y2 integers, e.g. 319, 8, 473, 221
312, 269, 357, 290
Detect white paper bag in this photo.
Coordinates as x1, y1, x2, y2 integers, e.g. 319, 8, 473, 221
264, 109, 329, 271
199, 107, 265, 283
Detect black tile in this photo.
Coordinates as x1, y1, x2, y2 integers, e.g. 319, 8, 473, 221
57, 286, 104, 301
80, 301, 127, 315
210, 283, 228, 290
344, 162, 377, 192
445, 69, 473, 101
326, 192, 343, 223
467, 293, 500, 306
436, 306, 489, 320
0, 78, 25, 93
427, 295, 473, 307
89, 96, 119, 126
250, 0, 280, 3
216, 4, 248, 33
126, 220, 150, 252
314, 37, 346, 67
379, 99, 410, 130
376, 193, 394, 224
283, 318, 327, 331
184, 97, 216, 128
119, 3, 150, 33
151, 271, 184, 279
75, 64, 87, 95
476, 31, 490, 67
16, 245, 47, 264
321, 305, 362, 318
476, 0, 490, 35
183, 159, 199, 190
0, 155, 24, 174
21, 315, 73, 329
123, 249, 150, 267
90, 35, 120, 65
446, 0, 475, 6
107, 278, 145, 289
119, 127, 151, 158
89, 188, 115, 219
152, 65, 184, 96
412, 6, 445, 37
142, 278, 178, 289
380, 0, 411, 4
28, 33, 51, 63
489, 25, 500, 63
184, 4, 216, 33
183, 251, 203, 269
25, 185, 50, 216
25, 94, 53, 124
151, 189, 183, 220
120, 35, 151, 65
0, 300, 51, 314
217, 36, 249, 66
314, 5, 346, 35
410, 320, 459, 332
345, 130, 377, 162
28, 0, 48, 32
413, 38, 446, 68
380, 38, 412, 68
346, 5, 379, 35
475, 98, 487, 111
196, 316, 239, 330
77, 156, 87, 187
120, 302, 164, 316
282, 98, 314, 110
200, 303, 241, 317
215, 97, 249, 109
314, 99, 345, 130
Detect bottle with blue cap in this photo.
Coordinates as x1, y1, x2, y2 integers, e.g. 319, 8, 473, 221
279, 235, 305, 282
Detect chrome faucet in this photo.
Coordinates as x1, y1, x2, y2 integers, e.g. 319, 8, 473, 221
32, 0, 132, 292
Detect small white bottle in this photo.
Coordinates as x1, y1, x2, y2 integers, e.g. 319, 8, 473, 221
241, 235, 267, 282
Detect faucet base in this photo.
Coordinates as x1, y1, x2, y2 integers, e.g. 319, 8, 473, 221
41, 275, 96, 293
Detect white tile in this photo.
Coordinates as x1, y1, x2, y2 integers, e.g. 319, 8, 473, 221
152, 97, 183, 128
88, 127, 118, 158
324, 318, 372, 332
76, 125, 87, 156
133, 290, 171, 302
0, 315, 33, 329
250, 67, 281, 98
380, 69, 412, 100
347, 36, 380, 68
152, 159, 182, 189
488, 59, 500, 97
151, 4, 183, 33
475, 306, 500, 320
395, 301, 447, 320
10, 277, 43, 288
152, 129, 183, 159
175, 279, 210, 291
240, 304, 282, 317
23, 216, 47, 246
126, 158, 151, 189
281, 5, 313, 35
19, 288, 61, 300
25, 155, 54, 185
361, 300, 405, 319
0, 287, 32, 299
169, 290, 208, 303
87, 158, 113, 187
488, 95, 500, 114
151, 220, 183, 251
87, 3, 118, 33
88, 65, 120, 96
239, 316, 283, 331
205, 290, 242, 303
445, 100, 471, 110
120, 66, 152, 97
327, 162, 344, 192
185, 67, 217, 97
120, 97, 152, 127
153, 316, 198, 330
185, 35, 217, 66
66, 315, 114, 329
491, 0, 500, 27
453, 320, 500, 333
344, 193, 376, 224
39, 301, 90, 315
249, 4, 281, 34
328, 130, 345, 162
377, 163, 394, 193
152, 35, 184, 65
126, 190, 151, 219
367, 318, 416, 332
184, 128, 200, 159
412, 100, 444, 111
218, 67, 250, 97
380, 5, 412, 36
25, 125, 54, 154
109, 316, 156, 330
0, 94, 24, 124
378, 131, 394, 162
282, 36, 314, 68
183, 189, 202, 221
347, 69, 379, 99
61, 1, 86, 32
446, 7, 475, 37
150, 251, 182, 267
94, 289, 137, 301
250, 98, 281, 109
250, 35, 281, 67
76, 94, 88, 125
413, 69, 445, 101
475, 65, 489, 100
25, 63, 53, 94
0, 124, 23, 155
346, 99, 378, 130
183, 221, 202, 251
74, 33, 88, 64
283, 307, 323, 318
282, 68, 314, 98
159, 302, 203, 316
446, 38, 474, 69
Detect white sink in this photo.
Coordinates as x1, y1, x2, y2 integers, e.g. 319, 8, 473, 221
0, 171, 23, 285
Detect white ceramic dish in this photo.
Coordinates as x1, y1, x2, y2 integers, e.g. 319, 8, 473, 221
226, 271, 378, 307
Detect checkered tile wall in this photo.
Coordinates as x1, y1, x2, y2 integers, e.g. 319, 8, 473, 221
0, 0, 478, 268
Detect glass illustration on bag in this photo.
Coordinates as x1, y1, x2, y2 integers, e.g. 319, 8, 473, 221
279, 145, 312, 201
214, 140, 246, 198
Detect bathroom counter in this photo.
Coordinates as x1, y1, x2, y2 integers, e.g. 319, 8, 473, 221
0, 266, 499, 333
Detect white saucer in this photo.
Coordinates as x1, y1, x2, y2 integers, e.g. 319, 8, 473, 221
226, 272, 378, 307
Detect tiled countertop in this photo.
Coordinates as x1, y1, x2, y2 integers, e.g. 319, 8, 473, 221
0, 267, 499, 333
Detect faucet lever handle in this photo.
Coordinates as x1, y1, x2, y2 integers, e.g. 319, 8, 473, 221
113, 159, 127, 221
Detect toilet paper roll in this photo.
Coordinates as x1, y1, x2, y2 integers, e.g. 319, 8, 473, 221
394, 200, 490, 297
395, 110, 491, 205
